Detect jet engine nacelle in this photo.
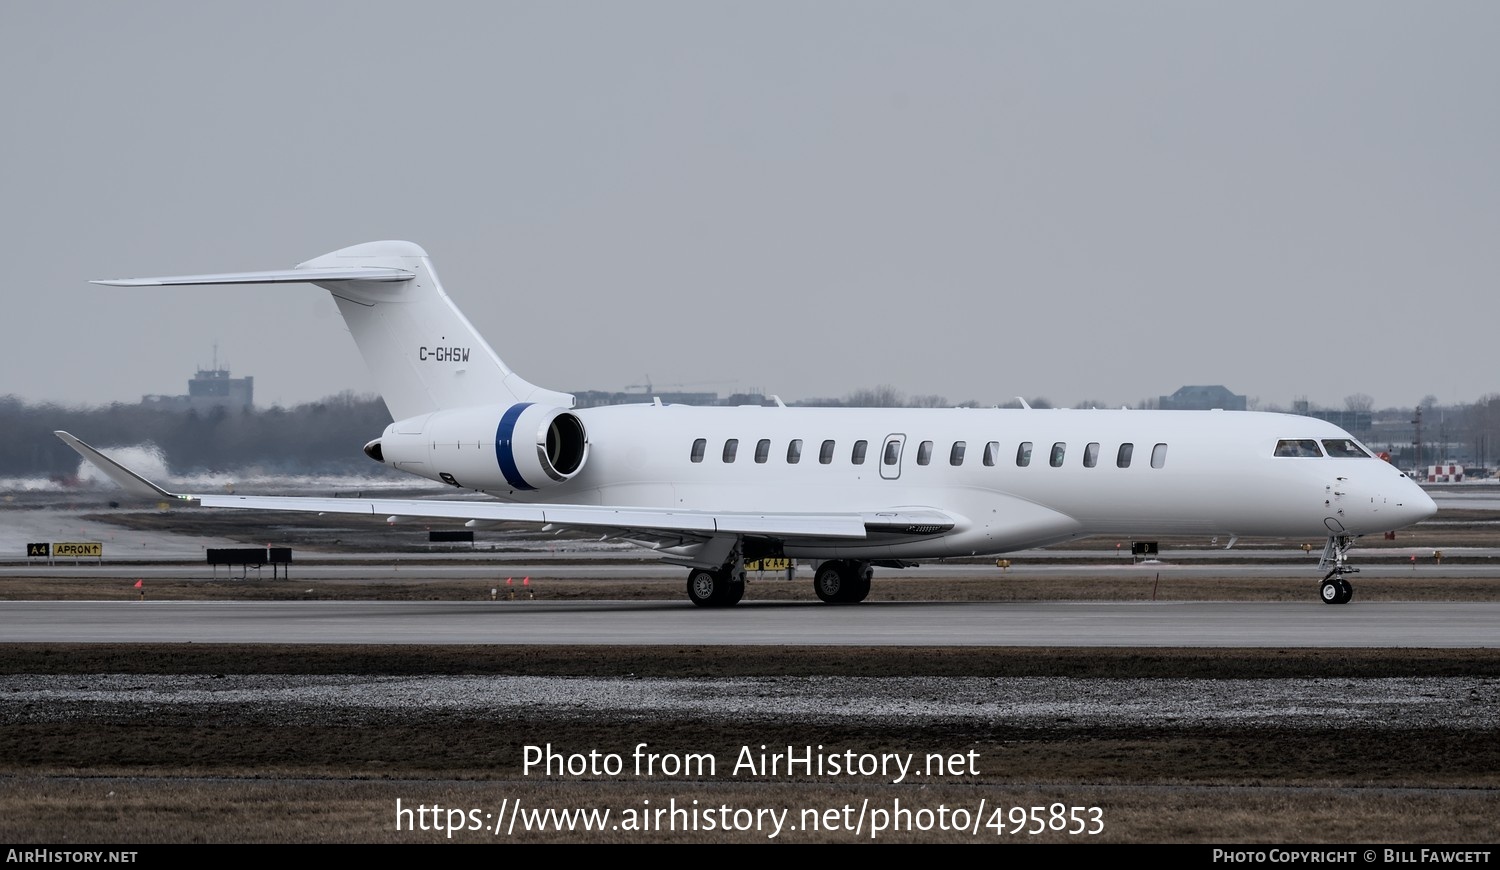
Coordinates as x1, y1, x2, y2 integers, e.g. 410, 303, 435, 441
369, 403, 588, 492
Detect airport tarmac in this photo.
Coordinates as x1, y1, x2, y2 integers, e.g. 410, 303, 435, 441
4, 599, 1497, 646
5, 495, 1497, 844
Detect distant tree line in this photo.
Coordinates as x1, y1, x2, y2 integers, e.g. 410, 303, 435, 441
17, 387, 1500, 480
793, 384, 1050, 409
0, 392, 394, 478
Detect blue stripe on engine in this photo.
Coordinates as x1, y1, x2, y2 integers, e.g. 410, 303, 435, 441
495, 403, 535, 491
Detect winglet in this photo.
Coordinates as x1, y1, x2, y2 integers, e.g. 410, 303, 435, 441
53, 431, 189, 501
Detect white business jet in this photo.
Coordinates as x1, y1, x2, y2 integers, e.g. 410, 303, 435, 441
60, 241, 1435, 607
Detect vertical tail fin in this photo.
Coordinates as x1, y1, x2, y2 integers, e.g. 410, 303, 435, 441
94, 240, 573, 421
298, 241, 572, 420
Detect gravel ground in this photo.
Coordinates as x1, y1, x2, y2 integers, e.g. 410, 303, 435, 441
4, 673, 1496, 730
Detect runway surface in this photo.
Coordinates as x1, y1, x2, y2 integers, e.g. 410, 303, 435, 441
4, 599, 1496, 646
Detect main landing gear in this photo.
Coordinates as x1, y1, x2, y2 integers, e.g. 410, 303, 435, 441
685, 558, 876, 606
1318, 535, 1357, 605
813, 560, 873, 604
686, 566, 745, 608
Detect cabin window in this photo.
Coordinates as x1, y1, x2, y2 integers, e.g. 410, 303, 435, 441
917, 441, 933, 465
755, 439, 771, 464
1151, 443, 1168, 468
1117, 443, 1133, 468
883, 440, 900, 465
851, 440, 868, 465
690, 438, 706, 463
1083, 442, 1099, 468
1274, 439, 1322, 457
787, 439, 803, 464
820, 440, 835, 464
1050, 442, 1066, 467
1016, 442, 1032, 467
983, 441, 998, 466
722, 439, 738, 462
950, 441, 966, 466
1322, 439, 1370, 458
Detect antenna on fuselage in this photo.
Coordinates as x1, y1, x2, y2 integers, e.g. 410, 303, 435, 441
1016, 397, 1032, 410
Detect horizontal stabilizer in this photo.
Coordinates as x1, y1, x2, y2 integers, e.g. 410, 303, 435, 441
91, 267, 413, 287
89, 240, 571, 419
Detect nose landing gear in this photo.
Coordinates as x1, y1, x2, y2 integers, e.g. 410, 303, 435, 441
1319, 575, 1353, 605
1318, 535, 1357, 605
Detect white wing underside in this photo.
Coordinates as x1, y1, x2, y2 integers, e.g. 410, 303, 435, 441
55, 431, 955, 566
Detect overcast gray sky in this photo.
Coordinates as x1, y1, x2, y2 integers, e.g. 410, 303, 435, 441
3, 1, 1496, 412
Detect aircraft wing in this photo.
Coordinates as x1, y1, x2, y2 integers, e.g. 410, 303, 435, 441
55, 432, 955, 545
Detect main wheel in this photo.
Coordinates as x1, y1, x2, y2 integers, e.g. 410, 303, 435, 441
687, 568, 744, 607
688, 569, 718, 607
1320, 578, 1341, 604
848, 561, 873, 603
814, 561, 847, 603
1336, 577, 1354, 604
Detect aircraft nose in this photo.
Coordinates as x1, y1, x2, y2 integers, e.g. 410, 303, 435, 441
1390, 479, 1438, 527
1336, 470, 1437, 534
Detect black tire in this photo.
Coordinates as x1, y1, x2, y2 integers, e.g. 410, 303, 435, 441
814, 561, 847, 603
688, 569, 721, 607
687, 568, 744, 607
1336, 578, 1354, 604
848, 562, 873, 603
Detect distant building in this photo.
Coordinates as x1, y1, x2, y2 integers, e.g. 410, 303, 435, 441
1158, 385, 1247, 411
1290, 400, 1373, 437
1425, 463, 1465, 483
142, 364, 254, 412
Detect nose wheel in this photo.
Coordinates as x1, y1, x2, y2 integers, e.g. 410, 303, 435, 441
1317, 535, 1358, 605
1319, 576, 1354, 605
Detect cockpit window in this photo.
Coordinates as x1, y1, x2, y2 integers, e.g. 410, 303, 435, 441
1274, 439, 1323, 458
1322, 439, 1371, 458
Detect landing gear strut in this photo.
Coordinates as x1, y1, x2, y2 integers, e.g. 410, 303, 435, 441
1317, 535, 1357, 605
813, 560, 873, 604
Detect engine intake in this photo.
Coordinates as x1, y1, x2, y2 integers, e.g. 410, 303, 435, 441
497, 402, 587, 487
375, 403, 589, 491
